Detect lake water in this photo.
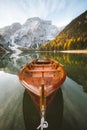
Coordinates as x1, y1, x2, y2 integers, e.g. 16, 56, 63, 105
0, 52, 87, 130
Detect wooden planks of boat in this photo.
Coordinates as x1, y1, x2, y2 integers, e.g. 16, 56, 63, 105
19, 58, 66, 110
19, 58, 66, 129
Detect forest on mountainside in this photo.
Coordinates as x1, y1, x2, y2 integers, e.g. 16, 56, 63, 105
40, 11, 87, 51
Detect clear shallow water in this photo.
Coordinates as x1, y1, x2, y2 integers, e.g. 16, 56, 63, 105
0, 71, 25, 130
0, 52, 87, 130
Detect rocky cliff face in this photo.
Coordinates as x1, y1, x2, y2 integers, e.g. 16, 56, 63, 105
0, 23, 21, 42
0, 17, 63, 51
0, 23, 21, 51
12, 17, 61, 48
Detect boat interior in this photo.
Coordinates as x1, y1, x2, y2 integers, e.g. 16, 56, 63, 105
19, 58, 66, 98
21, 59, 64, 89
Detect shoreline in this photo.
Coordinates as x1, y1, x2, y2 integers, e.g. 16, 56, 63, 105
60, 50, 87, 54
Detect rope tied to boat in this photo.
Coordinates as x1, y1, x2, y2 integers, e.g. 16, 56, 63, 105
37, 110, 48, 130
37, 79, 48, 130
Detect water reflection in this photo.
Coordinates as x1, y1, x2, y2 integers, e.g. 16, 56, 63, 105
0, 52, 40, 74
0, 71, 25, 130
0, 71, 87, 130
23, 88, 63, 130
40, 52, 87, 92
61, 77, 87, 130
0, 52, 87, 92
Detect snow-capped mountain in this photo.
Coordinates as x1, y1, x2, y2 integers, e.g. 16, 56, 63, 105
12, 17, 61, 48
0, 17, 63, 52
0, 23, 21, 42
0, 23, 21, 51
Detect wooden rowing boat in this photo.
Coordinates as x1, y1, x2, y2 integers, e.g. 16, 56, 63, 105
19, 58, 66, 129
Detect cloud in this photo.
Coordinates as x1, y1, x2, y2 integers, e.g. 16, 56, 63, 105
0, 0, 87, 27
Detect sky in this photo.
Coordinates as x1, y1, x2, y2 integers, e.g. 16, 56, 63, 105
0, 0, 87, 28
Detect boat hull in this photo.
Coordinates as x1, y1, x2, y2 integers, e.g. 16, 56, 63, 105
26, 88, 57, 112
19, 58, 66, 111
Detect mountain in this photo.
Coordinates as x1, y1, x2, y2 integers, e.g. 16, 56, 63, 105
11, 17, 62, 48
0, 35, 7, 55
0, 23, 21, 42
0, 23, 21, 53
40, 11, 87, 51
0, 17, 63, 53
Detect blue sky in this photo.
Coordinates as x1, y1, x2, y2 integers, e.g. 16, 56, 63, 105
0, 0, 87, 28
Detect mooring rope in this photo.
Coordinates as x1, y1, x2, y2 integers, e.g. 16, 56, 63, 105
37, 110, 48, 130
37, 78, 48, 130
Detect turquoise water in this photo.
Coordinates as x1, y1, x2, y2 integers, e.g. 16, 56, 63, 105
0, 52, 87, 130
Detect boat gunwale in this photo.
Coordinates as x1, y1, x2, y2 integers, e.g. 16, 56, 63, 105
19, 58, 66, 97
24, 69, 60, 73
